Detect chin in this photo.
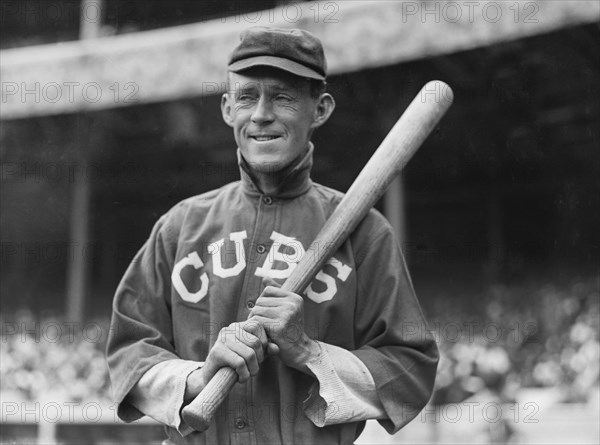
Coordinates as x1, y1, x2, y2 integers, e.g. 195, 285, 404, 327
243, 146, 291, 173
251, 158, 288, 174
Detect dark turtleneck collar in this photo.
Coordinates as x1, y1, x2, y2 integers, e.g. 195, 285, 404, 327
237, 143, 314, 199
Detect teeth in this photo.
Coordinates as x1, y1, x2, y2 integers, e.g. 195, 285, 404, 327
254, 136, 278, 141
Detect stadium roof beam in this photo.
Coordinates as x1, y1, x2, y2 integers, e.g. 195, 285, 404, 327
1, 0, 598, 119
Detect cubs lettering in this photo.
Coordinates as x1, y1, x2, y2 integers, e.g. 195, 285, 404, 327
172, 230, 351, 304
209, 230, 247, 278
171, 251, 209, 304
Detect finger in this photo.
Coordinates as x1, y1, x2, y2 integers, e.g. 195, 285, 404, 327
255, 286, 303, 305
253, 294, 301, 314
242, 320, 279, 357
241, 320, 268, 364
220, 325, 263, 371
248, 315, 278, 338
227, 339, 261, 377
239, 329, 266, 365
221, 324, 263, 354
254, 295, 290, 307
252, 297, 284, 309
242, 320, 269, 349
262, 277, 282, 288
261, 285, 289, 298
249, 305, 281, 321
217, 346, 251, 382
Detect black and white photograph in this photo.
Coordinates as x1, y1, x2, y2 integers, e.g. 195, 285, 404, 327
1, 1, 598, 444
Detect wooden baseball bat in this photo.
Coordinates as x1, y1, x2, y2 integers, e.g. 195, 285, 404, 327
181, 80, 454, 432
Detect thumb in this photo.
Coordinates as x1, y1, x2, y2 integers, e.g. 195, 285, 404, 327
266, 342, 280, 356
262, 276, 282, 289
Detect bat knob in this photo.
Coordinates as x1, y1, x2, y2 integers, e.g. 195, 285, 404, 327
181, 366, 238, 432
181, 404, 212, 432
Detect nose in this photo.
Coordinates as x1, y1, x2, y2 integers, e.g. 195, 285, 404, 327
251, 95, 274, 125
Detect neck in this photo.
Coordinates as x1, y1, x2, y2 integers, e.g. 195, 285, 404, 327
251, 170, 286, 195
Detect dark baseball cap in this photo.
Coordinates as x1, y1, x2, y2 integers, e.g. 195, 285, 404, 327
228, 27, 327, 80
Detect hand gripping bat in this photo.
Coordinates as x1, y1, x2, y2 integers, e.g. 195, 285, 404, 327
181, 80, 454, 432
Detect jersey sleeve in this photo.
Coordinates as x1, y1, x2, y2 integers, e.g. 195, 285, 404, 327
351, 215, 439, 434
303, 341, 386, 426
105, 210, 183, 422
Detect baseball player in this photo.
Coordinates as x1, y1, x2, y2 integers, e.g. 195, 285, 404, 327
106, 27, 438, 445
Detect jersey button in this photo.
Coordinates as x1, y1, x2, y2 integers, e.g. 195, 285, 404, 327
246, 300, 255, 309
263, 196, 273, 205
235, 418, 247, 429
256, 244, 266, 254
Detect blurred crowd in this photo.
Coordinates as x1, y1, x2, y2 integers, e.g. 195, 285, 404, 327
1, 311, 111, 405
432, 277, 599, 406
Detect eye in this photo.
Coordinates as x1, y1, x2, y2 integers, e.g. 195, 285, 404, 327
236, 90, 258, 103
275, 94, 294, 102
237, 94, 253, 102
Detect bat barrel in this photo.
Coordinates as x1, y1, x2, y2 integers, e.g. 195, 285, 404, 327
344, 80, 453, 212
181, 81, 453, 432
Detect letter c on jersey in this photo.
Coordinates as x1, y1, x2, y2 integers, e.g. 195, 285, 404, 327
171, 252, 209, 303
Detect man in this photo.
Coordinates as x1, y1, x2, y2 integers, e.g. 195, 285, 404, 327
106, 27, 438, 445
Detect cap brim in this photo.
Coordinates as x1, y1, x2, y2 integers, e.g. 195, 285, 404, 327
228, 56, 325, 80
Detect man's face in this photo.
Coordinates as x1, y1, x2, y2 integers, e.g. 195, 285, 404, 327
221, 68, 333, 173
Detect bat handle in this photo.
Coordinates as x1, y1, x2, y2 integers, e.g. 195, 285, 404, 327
181, 367, 237, 432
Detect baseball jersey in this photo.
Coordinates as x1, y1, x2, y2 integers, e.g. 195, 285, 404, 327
106, 145, 439, 444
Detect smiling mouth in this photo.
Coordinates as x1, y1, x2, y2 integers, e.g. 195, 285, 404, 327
251, 135, 281, 142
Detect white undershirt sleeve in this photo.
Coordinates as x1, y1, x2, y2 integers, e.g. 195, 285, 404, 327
127, 359, 203, 437
129, 343, 384, 432
303, 341, 386, 426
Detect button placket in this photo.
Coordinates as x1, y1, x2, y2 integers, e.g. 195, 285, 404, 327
229, 193, 276, 444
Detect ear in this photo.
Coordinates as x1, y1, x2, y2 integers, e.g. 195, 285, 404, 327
311, 93, 335, 129
221, 93, 234, 127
